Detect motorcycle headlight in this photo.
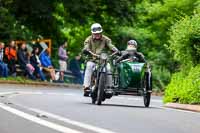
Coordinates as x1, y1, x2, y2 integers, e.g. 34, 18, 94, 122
100, 53, 108, 60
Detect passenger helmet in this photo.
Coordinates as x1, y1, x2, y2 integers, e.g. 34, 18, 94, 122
127, 40, 137, 48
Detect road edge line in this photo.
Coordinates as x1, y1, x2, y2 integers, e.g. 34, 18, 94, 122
29, 108, 117, 133
0, 103, 82, 133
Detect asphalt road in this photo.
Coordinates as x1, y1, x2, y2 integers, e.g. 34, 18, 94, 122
0, 84, 199, 133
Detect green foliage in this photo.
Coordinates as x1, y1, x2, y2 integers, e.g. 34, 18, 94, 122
164, 12, 200, 104
135, 0, 198, 40
0, 0, 37, 41
168, 13, 200, 67
164, 65, 200, 104
0, 76, 35, 83
119, 0, 200, 90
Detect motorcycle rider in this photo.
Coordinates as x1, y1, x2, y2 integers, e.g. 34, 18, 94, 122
82, 23, 119, 96
117, 40, 146, 63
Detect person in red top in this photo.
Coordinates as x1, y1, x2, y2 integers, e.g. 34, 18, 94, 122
4, 40, 17, 76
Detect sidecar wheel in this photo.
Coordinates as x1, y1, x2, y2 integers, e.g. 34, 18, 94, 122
144, 92, 151, 107
143, 72, 152, 107
97, 73, 106, 105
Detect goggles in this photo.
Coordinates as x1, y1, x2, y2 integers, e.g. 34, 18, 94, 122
92, 27, 102, 32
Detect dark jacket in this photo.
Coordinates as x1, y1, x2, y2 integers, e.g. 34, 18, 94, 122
117, 51, 146, 63
30, 54, 39, 67
69, 59, 81, 75
17, 49, 29, 69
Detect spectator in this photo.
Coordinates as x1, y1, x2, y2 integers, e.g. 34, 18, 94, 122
40, 48, 56, 81
69, 55, 83, 84
0, 42, 8, 77
17, 43, 36, 80
58, 41, 68, 82
4, 40, 17, 76
30, 47, 46, 81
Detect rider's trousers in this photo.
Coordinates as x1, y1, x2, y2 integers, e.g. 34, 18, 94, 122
83, 61, 112, 88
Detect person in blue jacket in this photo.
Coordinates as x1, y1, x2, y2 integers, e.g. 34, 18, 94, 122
40, 48, 56, 81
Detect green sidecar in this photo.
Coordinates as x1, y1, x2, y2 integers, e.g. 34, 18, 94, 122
112, 60, 152, 107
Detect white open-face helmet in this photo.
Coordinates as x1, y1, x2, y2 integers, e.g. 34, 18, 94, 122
91, 23, 103, 34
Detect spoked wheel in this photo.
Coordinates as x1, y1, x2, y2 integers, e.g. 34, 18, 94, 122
97, 73, 106, 105
143, 72, 152, 107
144, 92, 151, 107
90, 76, 97, 104
91, 86, 97, 104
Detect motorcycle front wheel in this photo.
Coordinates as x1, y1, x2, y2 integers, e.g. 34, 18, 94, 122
97, 73, 106, 105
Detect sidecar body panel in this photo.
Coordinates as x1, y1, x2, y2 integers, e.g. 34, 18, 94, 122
118, 62, 146, 90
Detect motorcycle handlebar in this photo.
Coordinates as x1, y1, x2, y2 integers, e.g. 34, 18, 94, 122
110, 51, 120, 57
87, 51, 100, 58
87, 50, 120, 59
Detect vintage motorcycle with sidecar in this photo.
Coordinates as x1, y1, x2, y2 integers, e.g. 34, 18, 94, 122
88, 51, 152, 107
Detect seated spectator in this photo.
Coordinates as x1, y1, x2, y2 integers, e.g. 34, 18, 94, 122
58, 41, 68, 82
30, 47, 46, 81
4, 40, 17, 76
40, 48, 56, 81
69, 55, 83, 84
0, 42, 8, 77
17, 43, 36, 80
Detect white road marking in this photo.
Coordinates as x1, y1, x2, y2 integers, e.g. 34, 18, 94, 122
7, 92, 45, 99
0, 103, 82, 133
46, 93, 77, 96
0, 92, 17, 96
20, 92, 44, 95
30, 108, 117, 133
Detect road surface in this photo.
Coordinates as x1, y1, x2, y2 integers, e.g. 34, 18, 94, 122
0, 84, 199, 133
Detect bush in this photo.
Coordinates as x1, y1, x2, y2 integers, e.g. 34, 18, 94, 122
164, 65, 200, 104
168, 13, 200, 67
164, 12, 200, 104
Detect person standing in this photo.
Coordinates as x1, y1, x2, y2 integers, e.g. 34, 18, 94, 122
4, 40, 17, 76
0, 42, 8, 77
58, 41, 68, 82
